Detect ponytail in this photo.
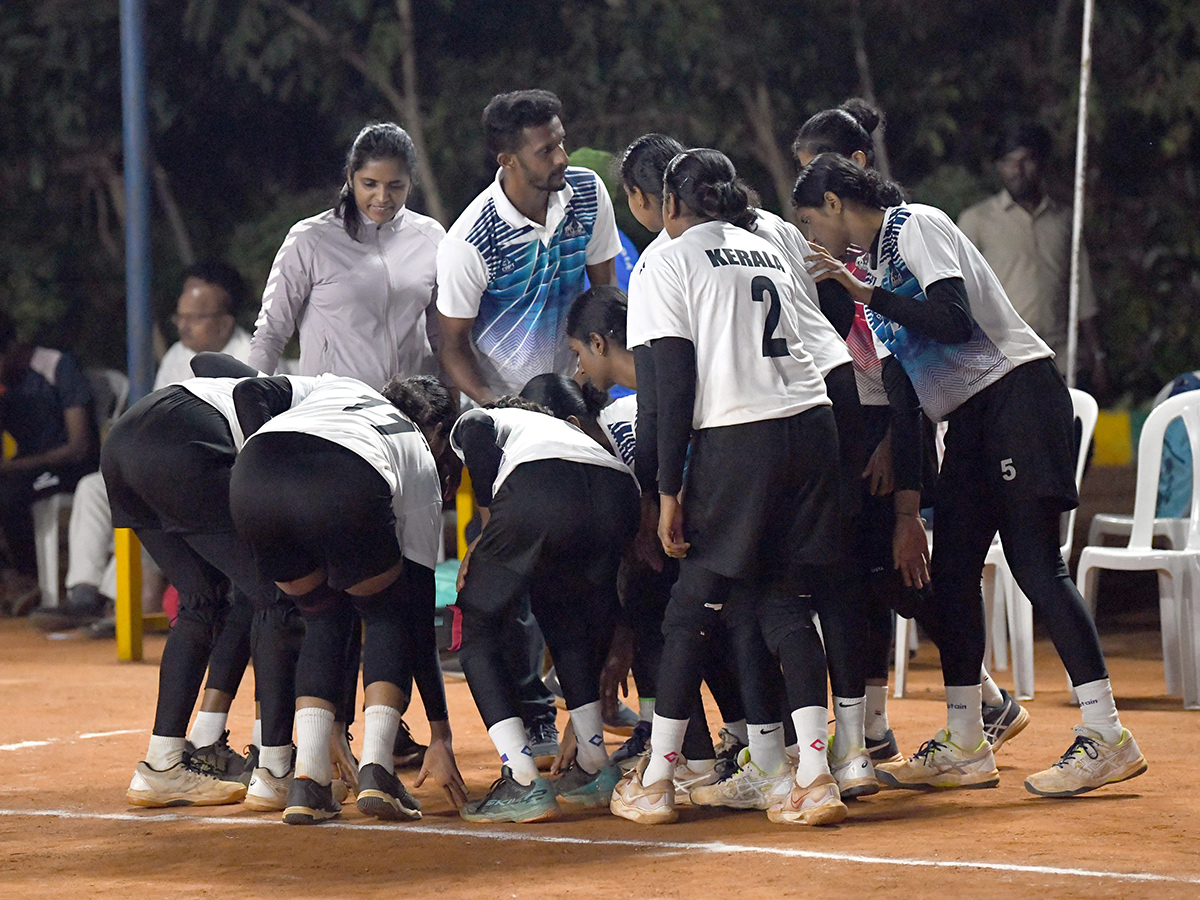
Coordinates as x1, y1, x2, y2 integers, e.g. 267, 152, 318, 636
663, 148, 758, 232
792, 153, 905, 211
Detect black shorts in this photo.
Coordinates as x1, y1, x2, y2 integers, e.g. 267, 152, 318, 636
101, 387, 238, 533
463, 459, 639, 615
229, 431, 400, 590
683, 405, 843, 580
940, 358, 1079, 513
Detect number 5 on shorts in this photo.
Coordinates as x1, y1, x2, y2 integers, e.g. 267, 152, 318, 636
1000, 458, 1017, 481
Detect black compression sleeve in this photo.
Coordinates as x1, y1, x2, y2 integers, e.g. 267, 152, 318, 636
867, 277, 973, 344
816, 280, 856, 339
232, 376, 295, 439
881, 355, 924, 493
651, 337, 696, 497
633, 345, 659, 495
190, 352, 260, 379
454, 415, 502, 507
405, 561, 448, 722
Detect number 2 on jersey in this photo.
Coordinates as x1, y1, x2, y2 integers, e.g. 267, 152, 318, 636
751, 276, 788, 358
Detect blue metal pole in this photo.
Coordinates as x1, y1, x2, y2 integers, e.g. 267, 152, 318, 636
120, 0, 154, 401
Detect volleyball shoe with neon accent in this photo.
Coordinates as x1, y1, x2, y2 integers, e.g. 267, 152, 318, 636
876, 730, 1000, 790
1024, 726, 1147, 797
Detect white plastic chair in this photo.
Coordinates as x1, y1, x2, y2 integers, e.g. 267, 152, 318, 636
31, 368, 130, 608
1076, 391, 1200, 707
992, 388, 1099, 700
1087, 514, 1188, 551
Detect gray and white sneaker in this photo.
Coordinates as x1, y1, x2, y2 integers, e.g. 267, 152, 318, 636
282, 776, 341, 825
982, 688, 1030, 752
828, 748, 879, 799
246, 763, 349, 812
127, 759, 246, 808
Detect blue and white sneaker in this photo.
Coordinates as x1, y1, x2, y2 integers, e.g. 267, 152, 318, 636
460, 766, 561, 823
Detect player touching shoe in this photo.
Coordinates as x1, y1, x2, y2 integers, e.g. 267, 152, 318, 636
793, 154, 1145, 796
229, 373, 467, 823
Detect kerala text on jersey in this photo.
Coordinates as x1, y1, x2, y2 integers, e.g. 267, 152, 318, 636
703, 247, 787, 271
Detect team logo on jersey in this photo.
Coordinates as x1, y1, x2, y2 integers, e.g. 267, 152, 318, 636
498, 257, 517, 275
561, 216, 586, 239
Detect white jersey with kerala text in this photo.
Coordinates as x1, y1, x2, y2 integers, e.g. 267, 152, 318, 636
626, 220, 830, 429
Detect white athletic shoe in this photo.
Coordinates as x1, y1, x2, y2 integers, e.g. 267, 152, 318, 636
689, 748, 793, 810
673, 758, 721, 805
876, 730, 999, 791
1024, 726, 1147, 797
610, 758, 677, 825
828, 748, 879, 798
767, 774, 847, 826
126, 760, 246, 808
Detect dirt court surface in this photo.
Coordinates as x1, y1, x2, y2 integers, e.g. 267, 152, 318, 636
1, 618, 1197, 900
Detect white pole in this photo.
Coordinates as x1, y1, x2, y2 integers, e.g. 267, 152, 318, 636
1067, 0, 1096, 389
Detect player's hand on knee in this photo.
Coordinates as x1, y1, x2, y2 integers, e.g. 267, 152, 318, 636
892, 514, 930, 589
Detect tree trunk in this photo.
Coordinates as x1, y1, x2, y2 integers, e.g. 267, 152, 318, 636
394, 0, 446, 226
153, 162, 196, 267
738, 82, 799, 224
848, 0, 892, 180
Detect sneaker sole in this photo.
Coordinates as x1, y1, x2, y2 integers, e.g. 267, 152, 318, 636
282, 804, 339, 825
876, 769, 1000, 791
767, 800, 848, 826
459, 803, 561, 824
357, 790, 422, 821
989, 706, 1031, 753
837, 777, 880, 799
1023, 756, 1148, 798
127, 787, 246, 808
243, 793, 287, 812
610, 795, 677, 825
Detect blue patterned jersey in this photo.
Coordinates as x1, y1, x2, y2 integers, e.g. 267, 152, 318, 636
438, 167, 621, 396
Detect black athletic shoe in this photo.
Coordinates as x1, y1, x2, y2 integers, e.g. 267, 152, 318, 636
356, 762, 421, 821
29, 584, 106, 631
392, 718, 427, 770
982, 688, 1031, 752
460, 766, 560, 823
713, 727, 748, 780
528, 719, 560, 768
282, 776, 341, 825
186, 731, 251, 783
867, 729, 903, 765
609, 720, 652, 771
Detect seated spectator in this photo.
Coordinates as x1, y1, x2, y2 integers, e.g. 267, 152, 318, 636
0, 311, 98, 615
30, 261, 252, 630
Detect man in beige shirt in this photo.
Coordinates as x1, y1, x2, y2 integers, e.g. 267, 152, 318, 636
958, 123, 1108, 396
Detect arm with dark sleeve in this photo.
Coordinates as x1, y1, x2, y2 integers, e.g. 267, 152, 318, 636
651, 337, 697, 497
881, 355, 924, 493
404, 561, 449, 723
867, 277, 974, 344
633, 345, 659, 494
454, 414, 502, 508
817, 280, 857, 339
191, 351, 260, 379
232, 376, 296, 439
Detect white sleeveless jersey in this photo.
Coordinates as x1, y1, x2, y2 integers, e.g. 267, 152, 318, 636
751, 210, 853, 378
179, 374, 323, 450
597, 393, 638, 471
450, 406, 635, 499
626, 220, 830, 429
249, 375, 443, 569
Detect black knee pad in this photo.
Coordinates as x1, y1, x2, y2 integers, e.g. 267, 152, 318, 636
292, 582, 344, 617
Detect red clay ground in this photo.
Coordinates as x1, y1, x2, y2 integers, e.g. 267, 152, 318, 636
1, 615, 1197, 900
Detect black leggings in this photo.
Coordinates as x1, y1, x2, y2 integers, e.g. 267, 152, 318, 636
932, 493, 1106, 686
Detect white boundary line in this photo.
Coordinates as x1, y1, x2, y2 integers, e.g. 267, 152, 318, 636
1, 729, 144, 752
1, 808, 1197, 885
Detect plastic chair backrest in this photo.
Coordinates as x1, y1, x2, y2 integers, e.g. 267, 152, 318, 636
1128, 392, 1200, 550
85, 368, 130, 437
1062, 388, 1100, 551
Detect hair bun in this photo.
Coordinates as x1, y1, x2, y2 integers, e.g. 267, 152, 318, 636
839, 98, 882, 135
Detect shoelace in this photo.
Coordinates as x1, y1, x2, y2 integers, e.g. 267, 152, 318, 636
1054, 734, 1100, 768
912, 737, 947, 762
714, 728, 743, 758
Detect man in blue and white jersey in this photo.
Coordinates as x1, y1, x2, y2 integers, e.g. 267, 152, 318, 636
437, 89, 622, 405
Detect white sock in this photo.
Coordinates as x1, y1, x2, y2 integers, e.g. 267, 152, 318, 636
259, 744, 293, 778
682, 757, 714, 776
568, 701, 607, 774
831, 696, 866, 759
1074, 678, 1123, 743
638, 696, 656, 722
980, 669, 1005, 707
188, 711, 227, 748
488, 717, 539, 785
946, 685, 985, 749
361, 705, 401, 770
146, 735, 187, 770
294, 707, 334, 784
723, 719, 749, 744
252, 718, 263, 751
790, 706, 831, 787
643, 714, 689, 785
747, 722, 788, 774
864, 684, 890, 740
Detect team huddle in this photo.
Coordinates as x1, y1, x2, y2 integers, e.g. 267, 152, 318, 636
113, 89, 1147, 829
